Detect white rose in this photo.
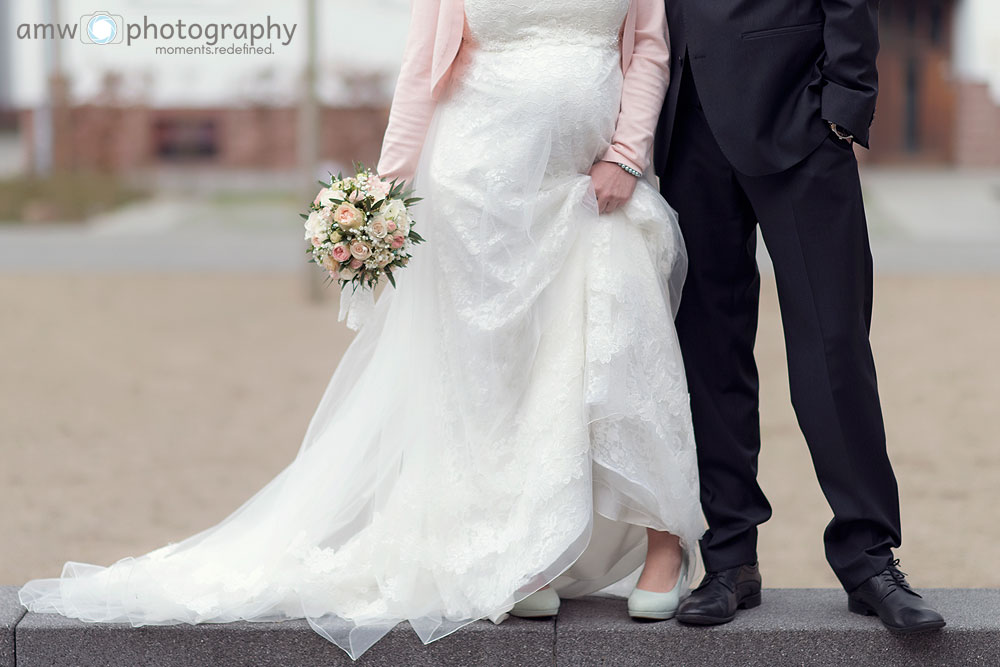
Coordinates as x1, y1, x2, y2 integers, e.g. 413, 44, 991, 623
382, 201, 411, 236
314, 188, 345, 207
382, 200, 407, 222
304, 210, 328, 241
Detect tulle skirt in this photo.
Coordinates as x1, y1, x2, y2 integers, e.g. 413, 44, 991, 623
20, 40, 704, 661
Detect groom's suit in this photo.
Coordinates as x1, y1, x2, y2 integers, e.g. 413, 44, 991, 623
655, 0, 901, 592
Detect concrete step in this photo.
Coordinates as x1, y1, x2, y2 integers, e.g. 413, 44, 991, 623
4, 587, 998, 666
556, 589, 999, 667
1, 588, 24, 667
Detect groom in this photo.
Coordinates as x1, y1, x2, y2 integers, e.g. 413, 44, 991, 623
654, 1, 946, 633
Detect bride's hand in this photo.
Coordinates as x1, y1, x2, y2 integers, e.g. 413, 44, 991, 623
589, 161, 638, 215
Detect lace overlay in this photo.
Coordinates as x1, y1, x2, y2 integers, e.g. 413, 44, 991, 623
20, 0, 704, 661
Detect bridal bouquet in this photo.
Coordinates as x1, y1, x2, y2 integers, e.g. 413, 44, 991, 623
302, 164, 423, 291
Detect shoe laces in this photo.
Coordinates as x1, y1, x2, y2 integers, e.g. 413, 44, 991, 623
693, 568, 739, 594
883, 559, 918, 596
692, 571, 718, 592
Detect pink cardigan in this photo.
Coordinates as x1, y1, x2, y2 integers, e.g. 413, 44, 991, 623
376, 0, 671, 183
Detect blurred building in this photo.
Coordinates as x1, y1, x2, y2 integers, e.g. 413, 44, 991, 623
17, 64, 392, 173
0, 0, 16, 129
870, 0, 1000, 165
19, 103, 389, 172
9, 0, 1000, 170
9, 0, 406, 174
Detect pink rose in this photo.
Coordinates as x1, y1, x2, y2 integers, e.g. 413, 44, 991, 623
331, 244, 351, 263
350, 258, 364, 270
334, 203, 364, 229
366, 215, 389, 239
390, 234, 405, 249
350, 241, 372, 260
386, 220, 397, 233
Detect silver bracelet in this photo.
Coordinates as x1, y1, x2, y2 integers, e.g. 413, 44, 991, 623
617, 162, 642, 179
828, 121, 854, 144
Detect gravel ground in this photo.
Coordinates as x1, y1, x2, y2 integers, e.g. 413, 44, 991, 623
1, 273, 997, 589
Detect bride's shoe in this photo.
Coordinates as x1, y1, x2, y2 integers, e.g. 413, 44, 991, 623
628, 552, 689, 621
510, 586, 560, 618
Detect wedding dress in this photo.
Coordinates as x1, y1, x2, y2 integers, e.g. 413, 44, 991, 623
20, 0, 704, 660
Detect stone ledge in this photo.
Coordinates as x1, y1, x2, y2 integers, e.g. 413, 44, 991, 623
556, 589, 1000, 667
7, 586, 552, 667
1, 588, 25, 667
4, 587, 999, 666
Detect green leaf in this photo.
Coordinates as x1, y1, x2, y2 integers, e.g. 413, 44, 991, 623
385, 269, 396, 288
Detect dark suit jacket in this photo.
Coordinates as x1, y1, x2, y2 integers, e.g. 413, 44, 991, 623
655, 0, 879, 177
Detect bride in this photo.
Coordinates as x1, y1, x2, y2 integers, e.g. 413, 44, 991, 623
20, 0, 704, 660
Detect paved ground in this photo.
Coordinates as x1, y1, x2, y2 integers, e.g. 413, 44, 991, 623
1, 167, 999, 273
862, 169, 1000, 243
1, 272, 997, 589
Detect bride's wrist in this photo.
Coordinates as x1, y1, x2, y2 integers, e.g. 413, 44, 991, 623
617, 162, 642, 179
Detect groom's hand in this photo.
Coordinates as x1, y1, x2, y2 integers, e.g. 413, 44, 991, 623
590, 161, 637, 215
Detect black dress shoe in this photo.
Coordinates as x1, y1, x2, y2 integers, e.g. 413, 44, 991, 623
847, 559, 946, 634
676, 562, 762, 625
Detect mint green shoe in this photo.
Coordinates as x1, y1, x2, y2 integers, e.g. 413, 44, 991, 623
510, 586, 560, 618
628, 552, 689, 621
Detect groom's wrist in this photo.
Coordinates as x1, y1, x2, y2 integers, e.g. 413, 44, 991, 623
820, 81, 875, 149
825, 120, 855, 145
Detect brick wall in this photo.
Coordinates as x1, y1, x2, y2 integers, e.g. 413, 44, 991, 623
21, 105, 390, 173
954, 81, 1000, 167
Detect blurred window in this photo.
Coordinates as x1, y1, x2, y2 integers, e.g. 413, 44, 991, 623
154, 118, 219, 161
905, 0, 918, 35
929, 3, 944, 45
904, 57, 920, 153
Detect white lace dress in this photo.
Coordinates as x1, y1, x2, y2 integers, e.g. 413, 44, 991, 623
20, 0, 704, 660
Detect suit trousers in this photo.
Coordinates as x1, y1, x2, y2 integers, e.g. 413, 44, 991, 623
660, 62, 902, 592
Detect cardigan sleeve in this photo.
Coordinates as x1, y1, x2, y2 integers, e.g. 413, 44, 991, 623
376, 0, 441, 184
601, 0, 671, 175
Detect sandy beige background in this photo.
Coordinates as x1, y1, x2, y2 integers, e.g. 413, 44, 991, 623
2, 273, 997, 589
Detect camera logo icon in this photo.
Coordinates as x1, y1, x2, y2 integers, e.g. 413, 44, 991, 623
79, 12, 123, 45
